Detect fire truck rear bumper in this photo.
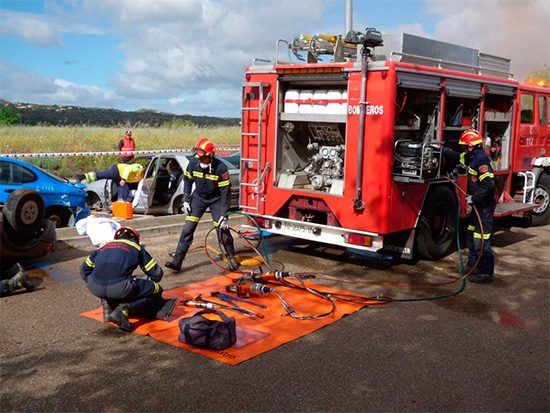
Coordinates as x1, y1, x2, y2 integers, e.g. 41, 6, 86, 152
244, 215, 384, 252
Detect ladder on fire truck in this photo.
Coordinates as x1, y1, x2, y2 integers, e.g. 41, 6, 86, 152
239, 82, 272, 212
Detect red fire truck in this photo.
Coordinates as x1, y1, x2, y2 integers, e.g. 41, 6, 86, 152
239, 31, 549, 260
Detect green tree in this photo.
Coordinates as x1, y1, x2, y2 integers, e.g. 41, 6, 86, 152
162, 118, 195, 128
0, 106, 21, 126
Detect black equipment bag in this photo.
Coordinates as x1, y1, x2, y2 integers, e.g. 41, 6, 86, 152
178, 309, 237, 350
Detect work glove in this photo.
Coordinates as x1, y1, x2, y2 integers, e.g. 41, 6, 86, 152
218, 216, 229, 230
465, 195, 473, 205
456, 164, 467, 176
183, 201, 191, 214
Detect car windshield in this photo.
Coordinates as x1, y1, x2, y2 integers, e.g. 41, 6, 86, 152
35, 165, 67, 183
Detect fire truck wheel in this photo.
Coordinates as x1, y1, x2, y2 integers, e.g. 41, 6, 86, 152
531, 172, 550, 226
416, 185, 458, 260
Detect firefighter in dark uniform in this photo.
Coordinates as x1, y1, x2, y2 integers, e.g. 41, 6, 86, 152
444, 129, 496, 283
165, 138, 239, 272
81, 227, 176, 331
76, 163, 144, 202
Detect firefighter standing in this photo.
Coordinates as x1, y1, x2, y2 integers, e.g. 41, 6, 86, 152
444, 129, 496, 283
76, 163, 144, 202
165, 138, 239, 272
80, 227, 176, 331
118, 130, 136, 163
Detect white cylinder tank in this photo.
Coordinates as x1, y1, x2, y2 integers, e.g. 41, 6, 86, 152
284, 89, 299, 113
298, 90, 314, 114
341, 91, 348, 115
326, 90, 342, 115
313, 90, 328, 114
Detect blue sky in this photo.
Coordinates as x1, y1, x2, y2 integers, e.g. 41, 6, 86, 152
1, 0, 548, 117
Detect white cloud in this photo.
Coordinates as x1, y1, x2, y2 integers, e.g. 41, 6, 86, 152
0, 60, 116, 107
86, 0, 330, 113
0, 9, 61, 46
426, 0, 550, 81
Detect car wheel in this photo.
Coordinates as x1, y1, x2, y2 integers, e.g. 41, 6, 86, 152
3, 189, 45, 235
86, 191, 103, 211
46, 206, 72, 228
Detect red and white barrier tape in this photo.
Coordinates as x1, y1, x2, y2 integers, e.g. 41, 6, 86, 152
0, 146, 240, 158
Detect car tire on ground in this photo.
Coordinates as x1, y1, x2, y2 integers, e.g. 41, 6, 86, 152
3, 189, 45, 235
86, 192, 103, 211
46, 205, 72, 228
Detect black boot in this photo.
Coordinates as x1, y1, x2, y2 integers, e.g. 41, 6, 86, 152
165, 253, 184, 272
469, 273, 493, 283
165, 244, 188, 272
227, 255, 240, 271
101, 299, 114, 322
107, 303, 133, 331
10, 265, 34, 293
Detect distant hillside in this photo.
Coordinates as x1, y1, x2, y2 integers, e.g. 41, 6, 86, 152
0, 99, 239, 127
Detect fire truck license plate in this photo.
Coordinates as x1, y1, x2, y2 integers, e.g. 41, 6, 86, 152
282, 222, 313, 234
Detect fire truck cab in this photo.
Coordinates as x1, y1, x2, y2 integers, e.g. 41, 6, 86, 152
239, 31, 550, 260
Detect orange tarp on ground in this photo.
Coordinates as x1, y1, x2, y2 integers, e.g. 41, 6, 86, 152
81, 274, 366, 365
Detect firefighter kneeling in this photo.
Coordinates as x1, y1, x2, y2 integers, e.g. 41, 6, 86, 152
443, 129, 496, 283
81, 227, 176, 331
165, 138, 239, 272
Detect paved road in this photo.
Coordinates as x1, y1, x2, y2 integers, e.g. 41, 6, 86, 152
1, 216, 549, 412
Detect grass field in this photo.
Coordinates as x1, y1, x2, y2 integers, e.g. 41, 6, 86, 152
0, 125, 240, 177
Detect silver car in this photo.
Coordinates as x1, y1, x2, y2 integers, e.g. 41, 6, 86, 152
85, 152, 240, 214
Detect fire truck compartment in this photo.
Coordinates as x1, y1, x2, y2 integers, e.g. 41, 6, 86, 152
276, 76, 348, 195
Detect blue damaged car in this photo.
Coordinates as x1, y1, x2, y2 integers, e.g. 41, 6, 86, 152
0, 157, 89, 227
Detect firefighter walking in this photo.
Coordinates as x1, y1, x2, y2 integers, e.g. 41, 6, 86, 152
444, 129, 496, 283
80, 227, 175, 331
165, 138, 239, 272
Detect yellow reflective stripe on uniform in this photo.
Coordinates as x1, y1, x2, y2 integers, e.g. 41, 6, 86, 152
468, 167, 478, 176
479, 172, 494, 181
467, 225, 475, 231
153, 282, 160, 294
186, 215, 200, 222
116, 239, 141, 251
460, 153, 466, 165
85, 256, 95, 267
192, 171, 204, 178
473, 232, 491, 239
218, 179, 230, 187
144, 258, 157, 272
205, 174, 219, 181
85, 172, 97, 183
184, 170, 193, 179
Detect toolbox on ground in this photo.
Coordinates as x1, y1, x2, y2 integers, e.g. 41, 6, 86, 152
112, 201, 133, 219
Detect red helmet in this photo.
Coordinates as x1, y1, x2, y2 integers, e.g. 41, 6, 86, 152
459, 129, 483, 146
193, 138, 215, 158
114, 226, 140, 243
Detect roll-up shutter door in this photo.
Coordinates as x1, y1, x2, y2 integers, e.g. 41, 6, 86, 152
397, 72, 441, 91
445, 79, 481, 98
485, 84, 515, 96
